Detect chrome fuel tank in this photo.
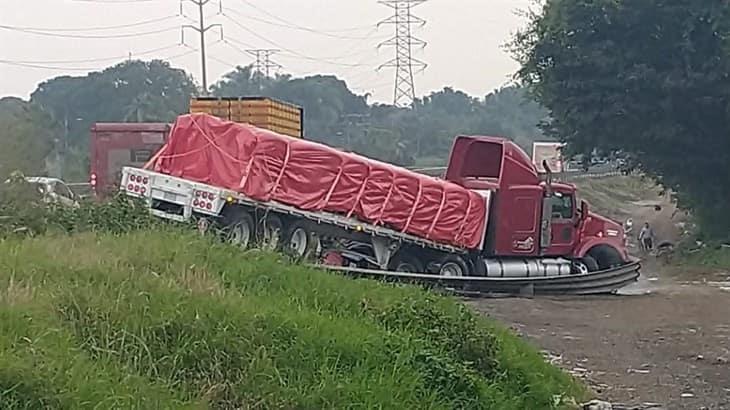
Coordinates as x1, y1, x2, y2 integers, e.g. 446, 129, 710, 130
482, 258, 573, 278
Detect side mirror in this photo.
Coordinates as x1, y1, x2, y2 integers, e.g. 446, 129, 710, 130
580, 200, 589, 220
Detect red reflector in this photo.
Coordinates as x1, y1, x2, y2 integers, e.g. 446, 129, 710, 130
201, 192, 208, 199
140, 187, 146, 195
127, 183, 134, 191
206, 202, 212, 210
134, 185, 140, 192
142, 177, 149, 184
129, 175, 135, 182
195, 191, 201, 197
193, 199, 199, 207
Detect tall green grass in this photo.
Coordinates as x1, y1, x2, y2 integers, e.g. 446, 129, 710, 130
0, 230, 586, 409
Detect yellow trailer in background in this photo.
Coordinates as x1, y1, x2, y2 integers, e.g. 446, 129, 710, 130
190, 96, 303, 138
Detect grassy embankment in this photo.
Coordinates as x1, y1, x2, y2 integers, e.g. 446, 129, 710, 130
0, 228, 587, 409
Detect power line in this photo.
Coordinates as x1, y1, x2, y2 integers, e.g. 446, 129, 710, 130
0, 45, 198, 71
224, 4, 376, 40
70, 0, 168, 3
377, 0, 428, 108
181, 0, 223, 94
4, 43, 181, 64
1, 15, 179, 32
221, 14, 369, 67
0, 24, 179, 39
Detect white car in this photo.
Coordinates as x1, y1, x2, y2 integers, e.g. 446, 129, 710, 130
22, 177, 80, 208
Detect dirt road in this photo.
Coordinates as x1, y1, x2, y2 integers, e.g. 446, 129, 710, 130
469, 261, 730, 409
468, 176, 730, 408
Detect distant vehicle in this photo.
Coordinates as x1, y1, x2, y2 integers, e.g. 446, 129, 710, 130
89, 122, 171, 198
7, 177, 80, 208
532, 142, 566, 173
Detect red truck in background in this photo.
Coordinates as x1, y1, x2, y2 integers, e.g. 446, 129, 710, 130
89, 123, 170, 198
119, 114, 639, 294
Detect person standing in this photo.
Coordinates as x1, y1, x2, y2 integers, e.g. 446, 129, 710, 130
638, 222, 655, 253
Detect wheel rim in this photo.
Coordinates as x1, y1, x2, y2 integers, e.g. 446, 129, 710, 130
573, 261, 589, 275
228, 222, 251, 248
288, 228, 308, 257
396, 262, 419, 273
440, 262, 465, 277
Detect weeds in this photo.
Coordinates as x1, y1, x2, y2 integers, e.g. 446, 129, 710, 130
0, 178, 586, 408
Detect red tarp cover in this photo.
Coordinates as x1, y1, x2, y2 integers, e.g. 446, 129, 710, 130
150, 114, 488, 249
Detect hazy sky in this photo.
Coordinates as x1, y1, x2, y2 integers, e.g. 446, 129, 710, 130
1, 0, 534, 103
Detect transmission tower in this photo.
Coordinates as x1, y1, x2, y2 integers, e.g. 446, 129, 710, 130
181, 0, 223, 94
377, 0, 428, 108
246, 49, 282, 77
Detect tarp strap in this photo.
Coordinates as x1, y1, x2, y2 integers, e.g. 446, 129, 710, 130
192, 116, 246, 165
403, 180, 422, 233
270, 141, 292, 198
238, 134, 260, 191
375, 170, 396, 226
322, 162, 345, 210
455, 194, 473, 243
427, 187, 447, 239
348, 165, 371, 219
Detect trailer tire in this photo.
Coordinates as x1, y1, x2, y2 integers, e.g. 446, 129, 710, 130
259, 213, 284, 251
283, 223, 319, 261
388, 252, 424, 273
223, 212, 255, 249
439, 255, 469, 277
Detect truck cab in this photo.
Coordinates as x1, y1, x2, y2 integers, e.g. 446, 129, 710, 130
444, 136, 629, 272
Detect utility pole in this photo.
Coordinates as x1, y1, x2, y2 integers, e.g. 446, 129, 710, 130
182, 0, 222, 94
246, 49, 282, 77
377, 0, 428, 108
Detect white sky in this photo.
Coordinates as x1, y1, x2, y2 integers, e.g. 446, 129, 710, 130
0, 0, 534, 104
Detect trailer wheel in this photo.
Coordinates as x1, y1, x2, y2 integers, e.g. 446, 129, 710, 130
259, 214, 284, 251
439, 255, 469, 277
224, 212, 255, 249
388, 252, 424, 273
284, 223, 319, 261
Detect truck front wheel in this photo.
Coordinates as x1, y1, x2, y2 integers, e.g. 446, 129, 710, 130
572, 255, 599, 274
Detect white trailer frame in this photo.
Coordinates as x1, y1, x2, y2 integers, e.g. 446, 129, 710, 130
120, 166, 489, 269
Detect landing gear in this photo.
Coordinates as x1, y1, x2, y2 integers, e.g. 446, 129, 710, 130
259, 214, 284, 251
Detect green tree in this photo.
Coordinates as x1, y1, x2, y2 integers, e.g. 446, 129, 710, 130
512, 0, 730, 238
31, 60, 197, 150
0, 98, 59, 179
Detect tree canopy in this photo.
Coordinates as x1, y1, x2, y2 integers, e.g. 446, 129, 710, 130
512, 0, 730, 239
31, 60, 197, 149
20, 59, 549, 176
0, 98, 59, 179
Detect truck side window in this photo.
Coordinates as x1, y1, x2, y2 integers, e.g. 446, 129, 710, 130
551, 193, 574, 219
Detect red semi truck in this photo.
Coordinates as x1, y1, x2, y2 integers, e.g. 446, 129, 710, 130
120, 114, 637, 291
89, 123, 171, 197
